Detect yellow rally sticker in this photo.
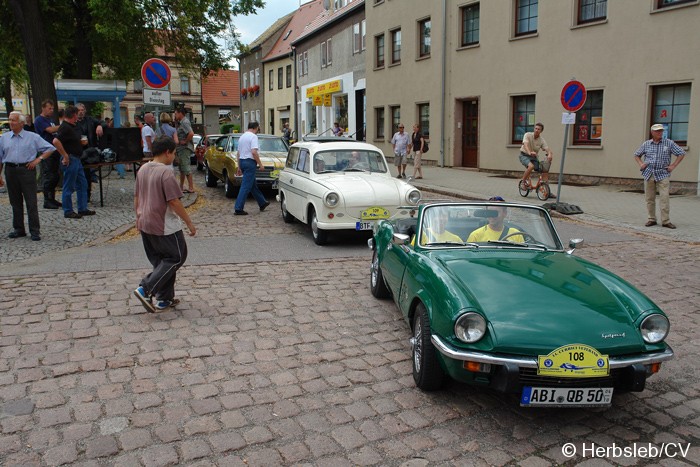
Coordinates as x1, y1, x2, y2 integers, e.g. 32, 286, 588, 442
537, 343, 609, 378
270, 169, 280, 179
361, 206, 390, 220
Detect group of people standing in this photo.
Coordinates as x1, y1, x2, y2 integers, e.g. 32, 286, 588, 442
0, 102, 100, 241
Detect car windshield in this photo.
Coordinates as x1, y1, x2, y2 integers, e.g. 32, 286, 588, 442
225, 136, 287, 153
417, 203, 562, 250
312, 150, 388, 174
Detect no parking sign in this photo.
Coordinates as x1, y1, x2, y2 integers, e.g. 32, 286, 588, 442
141, 58, 171, 89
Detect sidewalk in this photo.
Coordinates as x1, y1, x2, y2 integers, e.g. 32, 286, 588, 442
406, 165, 700, 243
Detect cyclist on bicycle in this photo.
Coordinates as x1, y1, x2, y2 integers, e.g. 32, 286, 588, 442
519, 122, 554, 196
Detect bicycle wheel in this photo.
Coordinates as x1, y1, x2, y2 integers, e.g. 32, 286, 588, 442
518, 179, 530, 197
536, 182, 550, 201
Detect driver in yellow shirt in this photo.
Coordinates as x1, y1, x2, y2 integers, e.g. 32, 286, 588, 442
467, 196, 524, 243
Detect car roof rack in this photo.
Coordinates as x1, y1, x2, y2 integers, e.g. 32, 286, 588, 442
301, 136, 355, 143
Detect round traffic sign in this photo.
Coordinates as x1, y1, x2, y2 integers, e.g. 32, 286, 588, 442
141, 58, 171, 89
561, 80, 587, 112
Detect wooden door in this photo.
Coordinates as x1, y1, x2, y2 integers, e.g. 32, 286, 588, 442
462, 100, 479, 167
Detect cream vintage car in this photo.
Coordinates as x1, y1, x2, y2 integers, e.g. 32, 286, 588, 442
204, 133, 288, 198
277, 139, 421, 245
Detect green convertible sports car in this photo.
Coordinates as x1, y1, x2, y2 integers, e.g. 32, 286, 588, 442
368, 201, 673, 408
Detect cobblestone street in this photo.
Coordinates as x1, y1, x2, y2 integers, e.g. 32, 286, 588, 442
1, 171, 699, 466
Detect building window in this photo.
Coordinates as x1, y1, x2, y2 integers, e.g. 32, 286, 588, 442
307, 102, 317, 134
180, 76, 190, 95
255, 68, 260, 86
573, 90, 603, 146
334, 0, 347, 8
133, 79, 143, 93
390, 105, 401, 134
652, 83, 690, 145
375, 107, 385, 139
321, 39, 332, 68
269, 70, 274, 91
249, 71, 254, 87
515, 0, 538, 36
578, 0, 607, 24
286, 65, 292, 88
375, 34, 385, 68
418, 19, 431, 58
298, 51, 309, 77
353, 20, 366, 53
512, 95, 536, 143
461, 3, 480, 46
390, 29, 401, 64
278, 68, 283, 90
657, 0, 696, 8
418, 103, 430, 137
242, 73, 248, 89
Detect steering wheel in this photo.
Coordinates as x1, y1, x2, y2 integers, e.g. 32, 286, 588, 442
501, 231, 537, 243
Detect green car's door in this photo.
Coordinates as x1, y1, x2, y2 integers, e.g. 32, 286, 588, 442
381, 239, 413, 308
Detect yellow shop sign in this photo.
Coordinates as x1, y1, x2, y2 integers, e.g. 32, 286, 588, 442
306, 80, 342, 98
361, 206, 390, 220
537, 343, 609, 378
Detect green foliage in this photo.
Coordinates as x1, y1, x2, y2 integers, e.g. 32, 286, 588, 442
220, 123, 235, 134
4, 0, 266, 83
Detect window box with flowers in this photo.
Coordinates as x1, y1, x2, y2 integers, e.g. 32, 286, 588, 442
241, 88, 248, 99
248, 86, 256, 97
252, 84, 260, 96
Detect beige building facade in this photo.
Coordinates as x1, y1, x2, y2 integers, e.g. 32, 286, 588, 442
366, 0, 699, 191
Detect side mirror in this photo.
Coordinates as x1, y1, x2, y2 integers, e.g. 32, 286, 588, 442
567, 238, 584, 254
392, 233, 410, 245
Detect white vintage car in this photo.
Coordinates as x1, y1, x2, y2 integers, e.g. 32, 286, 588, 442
277, 139, 421, 245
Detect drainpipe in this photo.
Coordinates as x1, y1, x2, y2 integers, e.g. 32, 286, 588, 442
292, 46, 299, 141
439, 0, 447, 167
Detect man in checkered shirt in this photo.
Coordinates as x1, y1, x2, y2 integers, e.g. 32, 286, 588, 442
634, 124, 685, 229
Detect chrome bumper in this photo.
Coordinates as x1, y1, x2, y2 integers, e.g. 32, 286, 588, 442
430, 335, 674, 369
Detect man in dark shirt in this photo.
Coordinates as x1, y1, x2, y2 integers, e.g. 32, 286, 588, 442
76, 103, 104, 200
52, 105, 96, 219
34, 99, 62, 209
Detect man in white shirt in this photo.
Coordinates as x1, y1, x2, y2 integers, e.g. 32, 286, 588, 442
140, 113, 156, 157
391, 123, 410, 178
234, 121, 269, 215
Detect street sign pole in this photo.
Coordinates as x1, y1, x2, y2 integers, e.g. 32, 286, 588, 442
556, 123, 569, 202
551, 79, 587, 214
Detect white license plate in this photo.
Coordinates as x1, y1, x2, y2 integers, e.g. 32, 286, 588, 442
521, 387, 613, 407
356, 221, 373, 231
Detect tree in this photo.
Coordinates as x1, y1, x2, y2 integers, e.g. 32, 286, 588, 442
4, 0, 265, 115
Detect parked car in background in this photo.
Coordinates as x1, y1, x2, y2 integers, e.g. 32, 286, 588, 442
369, 201, 673, 407
0, 120, 10, 134
195, 134, 221, 171
277, 139, 421, 245
190, 134, 202, 166
204, 133, 288, 198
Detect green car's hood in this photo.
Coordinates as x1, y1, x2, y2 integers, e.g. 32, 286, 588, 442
437, 250, 658, 355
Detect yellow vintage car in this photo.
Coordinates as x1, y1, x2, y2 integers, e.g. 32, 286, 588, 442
0, 120, 10, 134
203, 133, 288, 198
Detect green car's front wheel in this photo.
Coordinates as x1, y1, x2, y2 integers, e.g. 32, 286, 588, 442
370, 248, 390, 299
412, 303, 446, 391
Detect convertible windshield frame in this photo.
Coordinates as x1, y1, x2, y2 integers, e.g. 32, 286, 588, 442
415, 202, 564, 251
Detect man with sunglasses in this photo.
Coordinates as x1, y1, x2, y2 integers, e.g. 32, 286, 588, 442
467, 196, 523, 243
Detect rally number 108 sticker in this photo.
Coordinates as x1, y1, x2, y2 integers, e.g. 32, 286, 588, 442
537, 343, 609, 378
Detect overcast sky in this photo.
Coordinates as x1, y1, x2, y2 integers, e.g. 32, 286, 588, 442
231, 0, 307, 55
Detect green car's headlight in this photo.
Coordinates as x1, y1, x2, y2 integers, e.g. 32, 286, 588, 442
454, 312, 486, 343
324, 192, 340, 208
640, 314, 669, 344
406, 189, 421, 205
